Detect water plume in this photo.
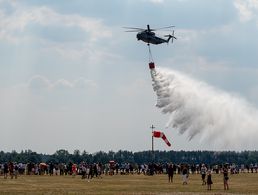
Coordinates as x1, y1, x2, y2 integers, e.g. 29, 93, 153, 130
151, 67, 258, 150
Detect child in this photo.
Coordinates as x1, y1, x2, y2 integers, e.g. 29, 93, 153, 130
207, 170, 213, 190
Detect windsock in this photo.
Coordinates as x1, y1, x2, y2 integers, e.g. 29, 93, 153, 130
152, 131, 171, 147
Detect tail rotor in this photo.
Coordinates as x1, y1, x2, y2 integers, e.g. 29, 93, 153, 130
165, 30, 177, 43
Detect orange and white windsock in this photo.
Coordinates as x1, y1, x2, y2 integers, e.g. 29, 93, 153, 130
152, 131, 171, 147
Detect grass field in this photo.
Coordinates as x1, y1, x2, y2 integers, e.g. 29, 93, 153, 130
0, 173, 258, 195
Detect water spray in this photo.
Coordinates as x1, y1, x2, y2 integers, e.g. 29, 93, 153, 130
150, 67, 258, 150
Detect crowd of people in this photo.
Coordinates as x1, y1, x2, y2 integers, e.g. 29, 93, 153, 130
1, 161, 257, 190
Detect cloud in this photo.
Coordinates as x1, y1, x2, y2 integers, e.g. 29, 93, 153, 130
52, 79, 73, 90
73, 77, 97, 89
234, 0, 258, 23
148, 0, 164, 3
41, 41, 121, 63
0, 2, 112, 43
28, 75, 97, 91
0, 1, 122, 66
28, 75, 51, 90
141, 0, 164, 3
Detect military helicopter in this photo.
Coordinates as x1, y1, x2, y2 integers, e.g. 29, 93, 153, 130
124, 24, 176, 45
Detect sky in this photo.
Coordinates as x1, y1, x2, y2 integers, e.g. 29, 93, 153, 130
1, 0, 258, 154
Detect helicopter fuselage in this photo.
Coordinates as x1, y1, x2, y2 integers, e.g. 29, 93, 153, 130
136, 31, 167, 45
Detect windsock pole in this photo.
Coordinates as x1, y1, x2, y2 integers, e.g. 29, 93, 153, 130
150, 124, 155, 161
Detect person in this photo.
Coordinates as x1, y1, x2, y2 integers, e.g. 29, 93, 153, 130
3, 163, 8, 179
81, 164, 86, 179
86, 164, 91, 182
72, 164, 77, 177
207, 170, 213, 190
14, 163, 18, 179
182, 166, 188, 185
167, 164, 174, 183
254, 163, 257, 173
8, 161, 14, 179
49, 162, 54, 176
223, 166, 229, 190
200, 164, 207, 185
93, 163, 98, 178
97, 162, 102, 178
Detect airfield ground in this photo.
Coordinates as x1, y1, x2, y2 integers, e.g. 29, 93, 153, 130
0, 173, 258, 195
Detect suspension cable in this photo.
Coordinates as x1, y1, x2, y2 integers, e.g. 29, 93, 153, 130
148, 44, 154, 63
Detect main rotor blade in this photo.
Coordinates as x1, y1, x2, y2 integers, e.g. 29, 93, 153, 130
152, 26, 175, 30
124, 30, 142, 32
123, 27, 145, 30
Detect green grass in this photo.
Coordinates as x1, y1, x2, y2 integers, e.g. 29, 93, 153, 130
0, 173, 258, 195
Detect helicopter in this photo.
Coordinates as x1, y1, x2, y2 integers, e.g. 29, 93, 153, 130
124, 24, 176, 45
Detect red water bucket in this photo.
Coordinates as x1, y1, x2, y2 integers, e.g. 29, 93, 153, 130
149, 62, 155, 69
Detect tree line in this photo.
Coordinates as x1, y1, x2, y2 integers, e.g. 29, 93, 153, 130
0, 150, 257, 165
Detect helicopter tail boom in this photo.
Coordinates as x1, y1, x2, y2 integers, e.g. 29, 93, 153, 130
164, 30, 176, 43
